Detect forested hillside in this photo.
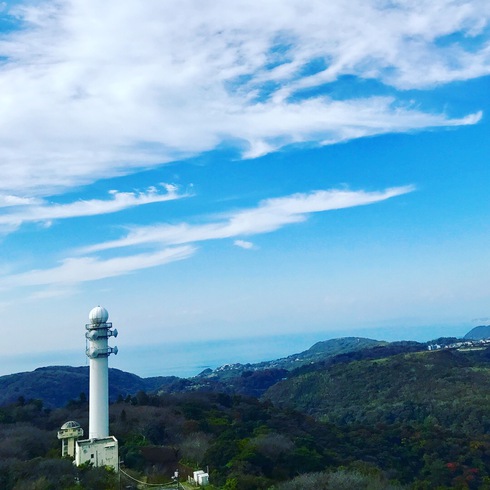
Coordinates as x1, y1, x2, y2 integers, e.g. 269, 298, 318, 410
3, 337, 490, 488
0, 391, 406, 489
264, 349, 490, 429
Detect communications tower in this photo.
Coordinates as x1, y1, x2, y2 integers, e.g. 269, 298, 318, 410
74, 306, 119, 470
85, 306, 118, 439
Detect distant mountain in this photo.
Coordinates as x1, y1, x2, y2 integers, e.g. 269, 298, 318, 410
195, 336, 385, 379
464, 325, 490, 340
0, 337, 420, 408
182, 337, 386, 396
0, 366, 177, 408
155, 338, 426, 399
288, 336, 386, 364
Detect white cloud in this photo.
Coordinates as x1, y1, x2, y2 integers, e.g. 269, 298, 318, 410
0, 0, 485, 195
0, 194, 41, 207
234, 240, 255, 250
0, 183, 186, 231
0, 185, 412, 290
0, 246, 195, 288
82, 185, 415, 253
237, 99, 481, 158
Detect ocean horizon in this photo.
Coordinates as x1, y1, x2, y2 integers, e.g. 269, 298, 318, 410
2, 332, 328, 379
2, 322, 469, 379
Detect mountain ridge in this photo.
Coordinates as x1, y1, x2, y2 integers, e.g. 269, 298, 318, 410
464, 324, 490, 340
0, 330, 483, 408
0, 337, 384, 407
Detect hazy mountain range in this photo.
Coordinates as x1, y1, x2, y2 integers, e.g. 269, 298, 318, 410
2, 329, 487, 408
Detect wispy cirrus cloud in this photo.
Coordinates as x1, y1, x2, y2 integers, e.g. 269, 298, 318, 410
0, 186, 413, 290
0, 195, 41, 207
0, 246, 195, 289
0, 0, 485, 194
237, 98, 481, 158
82, 185, 415, 253
0, 184, 186, 232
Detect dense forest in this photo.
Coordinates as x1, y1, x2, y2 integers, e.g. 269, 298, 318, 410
2, 337, 490, 488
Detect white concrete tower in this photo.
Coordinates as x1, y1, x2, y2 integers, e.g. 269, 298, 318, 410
85, 306, 118, 440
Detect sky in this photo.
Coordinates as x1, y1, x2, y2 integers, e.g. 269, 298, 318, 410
0, 0, 489, 377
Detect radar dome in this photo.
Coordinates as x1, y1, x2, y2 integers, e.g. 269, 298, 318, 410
61, 420, 81, 430
89, 306, 109, 325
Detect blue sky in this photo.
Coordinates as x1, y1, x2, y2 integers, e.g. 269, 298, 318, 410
0, 0, 489, 376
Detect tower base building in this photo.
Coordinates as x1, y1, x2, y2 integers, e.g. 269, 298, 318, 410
75, 436, 119, 470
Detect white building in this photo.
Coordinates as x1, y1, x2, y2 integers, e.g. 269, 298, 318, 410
192, 470, 210, 486
57, 421, 83, 458
75, 436, 119, 470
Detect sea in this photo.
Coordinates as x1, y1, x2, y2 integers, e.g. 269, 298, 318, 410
3, 324, 467, 378
114, 331, 334, 378
4, 332, 325, 379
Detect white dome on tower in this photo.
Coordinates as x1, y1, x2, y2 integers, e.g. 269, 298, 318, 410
89, 306, 109, 325
61, 420, 81, 430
